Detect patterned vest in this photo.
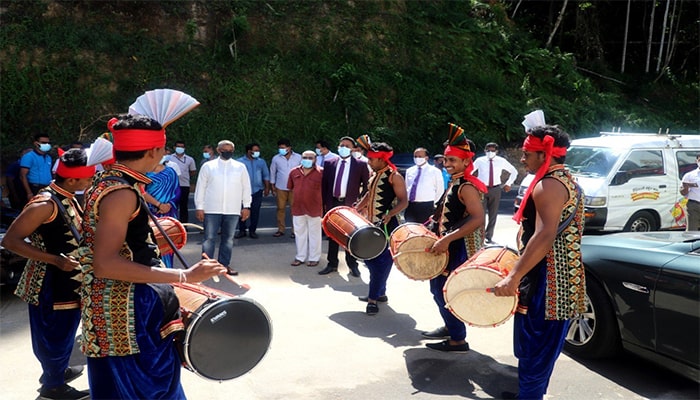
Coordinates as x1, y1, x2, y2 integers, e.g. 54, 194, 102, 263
14, 183, 82, 308
78, 164, 170, 357
365, 167, 398, 226
519, 165, 586, 320
438, 173, 484, 257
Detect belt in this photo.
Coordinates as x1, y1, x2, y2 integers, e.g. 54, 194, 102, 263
334, 197, 345, 202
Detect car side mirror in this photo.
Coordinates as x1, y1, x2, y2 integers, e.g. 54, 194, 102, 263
610, 171, 630, 186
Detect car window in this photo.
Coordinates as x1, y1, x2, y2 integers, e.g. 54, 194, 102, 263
619, 150, 664, 179
566, 146, 621, 177
676, 150, 698, 179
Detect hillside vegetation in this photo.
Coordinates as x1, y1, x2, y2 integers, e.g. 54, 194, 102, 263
1, 0, 698, 162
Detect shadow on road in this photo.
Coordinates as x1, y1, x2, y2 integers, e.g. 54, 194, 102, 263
329, 308, 420, 348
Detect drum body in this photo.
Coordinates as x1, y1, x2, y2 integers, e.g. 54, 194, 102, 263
443, 246, 519, 327
389, 223, 447, 280
150, 216, 187, 255
321, 206, 387, 260
173, 283, 272, 381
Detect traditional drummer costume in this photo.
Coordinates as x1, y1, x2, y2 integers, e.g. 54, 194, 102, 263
78, 117, 186, 399
12, 152, 94, 399
427, 124, 486, 349
363, 146, 406, 310
511, 115, 585, 399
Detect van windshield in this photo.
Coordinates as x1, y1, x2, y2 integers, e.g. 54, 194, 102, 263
565, 146, 622, 178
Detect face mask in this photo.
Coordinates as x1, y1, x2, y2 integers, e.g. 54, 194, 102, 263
414, 157, 427, 166
301, 159, 314, 169
315, 148, 323, 156
352, 151, 362, 159
175, 147, 185, 155
219, 151, 233, 160
160, 155, 170, 164
252, 151, 260, 159
202, 152, 211, 159
486, 151, 497, 159
338, 146, 352, 158
278, 148, 288, 156
38, 143, 51, 152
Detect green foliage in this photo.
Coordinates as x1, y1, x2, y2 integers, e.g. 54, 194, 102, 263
1, 0, 697, 166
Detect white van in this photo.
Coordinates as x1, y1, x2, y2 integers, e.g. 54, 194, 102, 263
514, 131, 700, 232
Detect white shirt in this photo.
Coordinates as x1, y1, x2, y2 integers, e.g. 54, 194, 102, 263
171, 154, 197, 187
333, 157, 352, 198
165, 160, 182, 177
682, 167, 700, 202
405, 163, 445, 203
472, 155, 518, 187
316, 151, 339, 167
194, 158, 252, 215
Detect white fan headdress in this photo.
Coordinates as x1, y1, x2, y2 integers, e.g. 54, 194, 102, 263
521, 110, 546, 132
86, 137, 114, 166
128, 89, 200, 128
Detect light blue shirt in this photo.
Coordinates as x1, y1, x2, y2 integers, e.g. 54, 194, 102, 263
237, 155, 270, 193
269, 152, 302, 191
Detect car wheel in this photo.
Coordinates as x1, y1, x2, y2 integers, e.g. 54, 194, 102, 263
564, 278, 620, 358
623, 210, 658, 232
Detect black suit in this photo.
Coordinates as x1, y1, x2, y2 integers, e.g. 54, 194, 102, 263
321, 157, 369, 269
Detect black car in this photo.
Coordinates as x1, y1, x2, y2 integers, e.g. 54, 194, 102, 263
565, 231, 700, 383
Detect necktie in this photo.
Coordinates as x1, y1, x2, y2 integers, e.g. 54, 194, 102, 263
488, 159, 494, 187
334, 160, 346, 198
409, 166, 422, 202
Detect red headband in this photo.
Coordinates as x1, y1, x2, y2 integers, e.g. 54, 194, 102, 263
56, 162, 95, 179
367, 149, 397, 171
444, 145, 473, 160
443, 146, 486, 193
513, 135, 568, 223
108, 117, 166, 151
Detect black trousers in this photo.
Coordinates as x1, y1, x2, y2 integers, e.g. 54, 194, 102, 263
178, 186, 190, 223
483, 186, 501, 241
325, 197, 358, 269
404, 201, 435, 224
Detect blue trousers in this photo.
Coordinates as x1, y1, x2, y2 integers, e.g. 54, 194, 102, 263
203, 213, 240, 267
429, 239, 467, 341
364, 246, 392, 300
514, 260, 570, 400
238, 190, 263, 233
28, 303, 80, 389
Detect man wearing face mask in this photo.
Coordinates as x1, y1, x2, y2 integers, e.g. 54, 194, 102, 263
270, 138, 302, 238
172, 141, 197, 224
195, 140, 252, 275
287, 150, 324, 267
236, 143, 271, 239
320, 136, 369, 277
404, 147, 445, 223
201, 144, 216, 166
472, 142, 518, 243
314, 139, 339, 167
19, 133, 54, 204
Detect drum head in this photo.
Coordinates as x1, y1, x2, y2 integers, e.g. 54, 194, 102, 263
184, 297, 272, 381
348, 226, 387, 260
443, 267, 516, 327
393, 236, 446, 280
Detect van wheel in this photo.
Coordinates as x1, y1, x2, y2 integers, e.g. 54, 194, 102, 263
623, 211, 658, 232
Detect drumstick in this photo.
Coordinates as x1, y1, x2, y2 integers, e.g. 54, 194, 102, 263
202, 253, 251, 290
456, 288, 497, 293
201, 253, 220, 283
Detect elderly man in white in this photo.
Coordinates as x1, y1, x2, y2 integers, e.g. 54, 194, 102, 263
195, 140, 252, 275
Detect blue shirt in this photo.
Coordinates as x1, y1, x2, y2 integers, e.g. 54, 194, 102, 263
20, 150, 53, 185
237, 155, 270, 193
270, 152, 302, 191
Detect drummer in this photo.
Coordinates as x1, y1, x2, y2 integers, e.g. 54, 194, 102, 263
78, 114, 227, 399
422, 123, 486, 352
355, 141, 407, 315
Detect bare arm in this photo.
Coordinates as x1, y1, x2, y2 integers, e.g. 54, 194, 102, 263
1, 199, 78, 271
431, 184, 485, 254
494, 178, 568, 296
382, 173, 408, 224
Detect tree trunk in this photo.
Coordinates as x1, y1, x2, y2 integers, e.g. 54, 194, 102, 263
621, 0, 632, 73
656, 0, 672, 72
645, 0, 656, 73
546, 0, 569, 49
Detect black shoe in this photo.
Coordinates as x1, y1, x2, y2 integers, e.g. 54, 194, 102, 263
318, 266, 337, 275
234, 231, 246, 239
38, 384, 90, 400
290, 233, 296, 239
249, 232, 258, 239
366, 303, 379, 315
358, 295, 388, 303
421, 326, 450, 340
501, 391, 518, 399
348, 265, 361, 277
39, 365, 84, 385
425, 340, 469, 353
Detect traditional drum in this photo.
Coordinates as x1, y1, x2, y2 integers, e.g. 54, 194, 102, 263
443, 246, 519, 327
149, 216, 187, 255
389, 223, 448, 280
321, 206, 387, 260
172, 282, 272, 381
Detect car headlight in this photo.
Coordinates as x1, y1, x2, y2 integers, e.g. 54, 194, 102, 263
584, 196, 606, 207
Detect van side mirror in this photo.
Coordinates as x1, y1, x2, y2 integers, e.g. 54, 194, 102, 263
611, 171, 630, 186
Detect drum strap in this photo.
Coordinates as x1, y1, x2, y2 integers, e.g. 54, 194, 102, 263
50, 194, 82, 244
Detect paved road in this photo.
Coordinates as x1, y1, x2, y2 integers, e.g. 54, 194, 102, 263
1, 192, 698, 399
